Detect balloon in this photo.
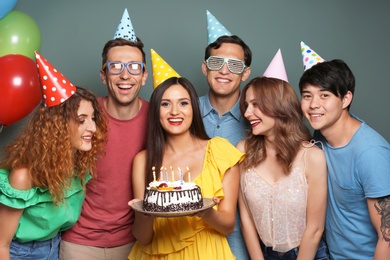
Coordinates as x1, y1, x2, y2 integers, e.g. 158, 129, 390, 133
0, 10, 41, 60
0, 0, 17, 19
0, 54, 41, 125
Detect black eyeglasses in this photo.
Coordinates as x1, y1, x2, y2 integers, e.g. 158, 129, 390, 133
103, 62, 145, 75
205, 56, 246, 74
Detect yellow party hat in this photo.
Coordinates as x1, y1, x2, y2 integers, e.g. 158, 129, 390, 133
150, 49, 180, 89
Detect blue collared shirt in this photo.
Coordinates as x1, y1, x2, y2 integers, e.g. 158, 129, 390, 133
199, 93, 249, 146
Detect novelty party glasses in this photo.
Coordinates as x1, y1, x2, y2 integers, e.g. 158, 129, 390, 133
103, 62, 145, 75
205, 56, 246, 74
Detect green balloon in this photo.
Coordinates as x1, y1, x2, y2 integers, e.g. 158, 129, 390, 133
0, 10, 41, 60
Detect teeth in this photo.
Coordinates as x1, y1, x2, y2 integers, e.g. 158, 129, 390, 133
216, 78, 230, 83
310, 114, 322, 117
250, 120, 261, 125
82, 136, 92, 140
169, 118, 183, 122
118, 85, 132, 89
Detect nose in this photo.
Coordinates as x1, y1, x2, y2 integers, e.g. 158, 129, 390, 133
219, 62, 230, 74
244, 105, 252, 118
87, 120, 97, 133
119, 66, 131, 79
309, 95, 321, 109
170, 104, 179, 115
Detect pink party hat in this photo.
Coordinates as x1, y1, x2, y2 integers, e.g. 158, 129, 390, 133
35, 51, 76, 107
301, 41, 325, 71
262, 49, 289, 83
113, 8, 137, 42
207, 10, 232, 44
150, 49, 181, 89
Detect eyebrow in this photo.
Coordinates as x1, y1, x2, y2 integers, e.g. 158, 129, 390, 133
161, 97, 190, 101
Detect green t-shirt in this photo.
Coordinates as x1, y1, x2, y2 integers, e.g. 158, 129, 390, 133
0, 169, 90, 243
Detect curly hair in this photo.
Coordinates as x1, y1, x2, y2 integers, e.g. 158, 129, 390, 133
239, 77, 311, 173
1, 87, 108, 204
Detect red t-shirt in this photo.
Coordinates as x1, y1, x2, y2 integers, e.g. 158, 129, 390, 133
62, 97, 149, 247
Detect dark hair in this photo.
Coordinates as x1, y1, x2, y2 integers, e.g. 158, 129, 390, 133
240, 77, 311, 173
299, 59, 355, 110
145, 77, 209, 183
101, 37, 146, 67
204, 35, 252, 67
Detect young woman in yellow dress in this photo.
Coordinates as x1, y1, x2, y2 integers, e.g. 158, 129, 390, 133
128, 77, 244, 259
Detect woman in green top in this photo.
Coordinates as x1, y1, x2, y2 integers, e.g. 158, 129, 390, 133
0, 78, 107, 260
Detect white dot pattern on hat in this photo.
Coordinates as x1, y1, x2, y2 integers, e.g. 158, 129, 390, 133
35, 51, 76, 107
206, 10, 232, 44
150, 49, 181, 89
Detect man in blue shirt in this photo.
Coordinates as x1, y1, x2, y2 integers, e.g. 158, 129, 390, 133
199, 35, 252, 259
299, 59, 390, 259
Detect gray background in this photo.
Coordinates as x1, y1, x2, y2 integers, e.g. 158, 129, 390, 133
1, 0, 389, 154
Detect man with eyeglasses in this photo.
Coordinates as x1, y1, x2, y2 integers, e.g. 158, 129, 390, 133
60, 37, 149, 260
199, 35, 252, 259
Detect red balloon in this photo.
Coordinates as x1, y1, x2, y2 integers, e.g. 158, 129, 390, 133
0, 54, 41, 125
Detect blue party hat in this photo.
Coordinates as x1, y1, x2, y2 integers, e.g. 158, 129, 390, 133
206, 10, 232, 44
113, 8, 137, 42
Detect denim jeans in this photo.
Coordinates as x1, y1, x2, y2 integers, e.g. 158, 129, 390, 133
261, 237, 330, 260
10, 233, 61, 260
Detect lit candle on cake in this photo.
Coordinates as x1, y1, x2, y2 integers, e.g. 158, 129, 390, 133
187, 167, 191, 182
152, 166, 156, 182
171, 166, 174, 182
178, 167, 183, 185
160, 166, 163, 181
165, 167, 168, 182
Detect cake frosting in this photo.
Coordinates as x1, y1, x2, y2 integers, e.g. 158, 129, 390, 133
143, 180, 203, 212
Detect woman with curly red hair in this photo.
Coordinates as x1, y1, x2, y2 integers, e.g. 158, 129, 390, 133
0, 76, 107, 259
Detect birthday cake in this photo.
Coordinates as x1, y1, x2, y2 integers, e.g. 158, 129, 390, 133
143, 173, 203, 212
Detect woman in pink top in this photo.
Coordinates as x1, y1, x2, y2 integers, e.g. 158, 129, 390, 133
236, 77, 329, 259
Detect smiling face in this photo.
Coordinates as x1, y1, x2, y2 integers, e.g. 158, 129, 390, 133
159, 84, 193, 136
69, 99, 97, 151
301, 84, 352, 135
243, 86, 275, 138
100, 45, 148, 107
202, 43, 250, 99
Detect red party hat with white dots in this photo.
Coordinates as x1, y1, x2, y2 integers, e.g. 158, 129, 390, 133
35, 51, 76, 107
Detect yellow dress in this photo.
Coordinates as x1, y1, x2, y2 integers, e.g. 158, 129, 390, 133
129, 137, 244, 260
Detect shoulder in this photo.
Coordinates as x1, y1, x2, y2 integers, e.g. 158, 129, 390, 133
210, 136, 234, 147
134, 149, 147, 162
300, 143, 327, 180
305, 143, 326, 164
9, 168, 33, 190
236, 140, 246, 153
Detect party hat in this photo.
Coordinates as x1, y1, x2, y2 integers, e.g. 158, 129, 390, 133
301, 41, 325, 71
207, 10, 232, 44
150, 49, 181, 89
113, 8, 137, 42
262, 49, 289, 82
35, 51, 76, 107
